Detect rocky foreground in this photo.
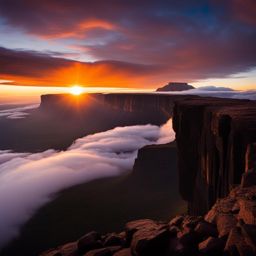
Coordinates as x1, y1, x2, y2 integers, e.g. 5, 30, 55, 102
41, 166, 256, 256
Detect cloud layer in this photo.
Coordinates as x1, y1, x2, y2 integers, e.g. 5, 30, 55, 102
0, 104, 38, 119
0, 119, 174, 248
156, 87, 256, 100
0, 1, 255, 87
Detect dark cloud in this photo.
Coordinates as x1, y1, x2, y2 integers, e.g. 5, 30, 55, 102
0, 47, 159, 86
0, 0, 255, 86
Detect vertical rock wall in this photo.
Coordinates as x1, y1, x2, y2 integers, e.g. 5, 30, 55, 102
173, 97, 256, 215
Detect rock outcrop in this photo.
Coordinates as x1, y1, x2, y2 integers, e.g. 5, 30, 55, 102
173, 97, 256, 215
156, 82, 194, 92
40, 181, 256, 256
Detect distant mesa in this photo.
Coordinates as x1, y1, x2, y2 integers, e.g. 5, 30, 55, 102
156, 82, 194, 92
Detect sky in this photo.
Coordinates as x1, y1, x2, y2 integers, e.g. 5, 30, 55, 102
0, 0, 256, 90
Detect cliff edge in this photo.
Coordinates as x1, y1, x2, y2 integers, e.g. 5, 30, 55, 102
173, 97, 256, 215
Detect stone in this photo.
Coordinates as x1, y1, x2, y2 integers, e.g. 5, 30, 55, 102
131, 226, 169, 256
182, 215, 203, 229
225, 227, 255, 256
85, 246, 122, 256
113, 248, 132, 256
125, 219, 160, 245
198, 236, 226, 255
59, 242, 77, 256
194, 221, 218, 239
241, 171, 256, 188
240, 224, 256, 252
216, 214, 237, 237
245, 143, 256, 172
77, 231, 102, 254
169, 215, 184, 227
238, 199, 256, 224
103, 233, 125, 247
84, 248, 111, 256
40, 249, 62, 256
204, 206, 219, 224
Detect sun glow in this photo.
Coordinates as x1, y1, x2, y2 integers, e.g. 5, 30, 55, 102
70, 86, 84, 95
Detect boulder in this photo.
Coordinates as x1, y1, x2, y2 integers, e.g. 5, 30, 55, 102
113, 248, 132, 256
238, 199, 256, 224
103, 233, 125, 247
169, 215, 184, 227
216, 214, 237, 237
194, 221, 218, 239
225, 227, 255, 256
77, 231, 102, 254
241, 171, 256, 188
198, 236, 226, 255
131, 226, 170, 256
125, 219, 160, 245
85, 246, 122, 256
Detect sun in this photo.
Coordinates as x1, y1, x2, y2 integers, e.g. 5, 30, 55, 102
70, 86, 84, 95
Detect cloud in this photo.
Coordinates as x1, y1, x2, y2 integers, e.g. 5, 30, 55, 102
0, 119, 174, 248
0, 47, 159, 87
0, 1, 256, 87
156, 87, 256, 100
0, 104, 38, 119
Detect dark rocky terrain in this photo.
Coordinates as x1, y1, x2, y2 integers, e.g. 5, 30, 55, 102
156, 82, 194, 92
40, 96, 256, 256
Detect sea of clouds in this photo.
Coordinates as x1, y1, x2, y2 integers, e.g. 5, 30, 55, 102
0, 119, 174, 248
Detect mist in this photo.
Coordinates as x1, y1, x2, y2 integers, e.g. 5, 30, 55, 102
0, 119, 174, 248
156, 87, 256, 100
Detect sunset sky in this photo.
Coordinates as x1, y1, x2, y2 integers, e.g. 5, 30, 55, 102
0, 0, 256, 91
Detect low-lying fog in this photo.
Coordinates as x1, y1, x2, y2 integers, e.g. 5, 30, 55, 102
0, 119, 174, 248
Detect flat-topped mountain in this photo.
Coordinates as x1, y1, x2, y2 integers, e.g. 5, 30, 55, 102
156, 82, 194, 92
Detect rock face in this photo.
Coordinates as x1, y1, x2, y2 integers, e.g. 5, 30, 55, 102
156, 82, 194, 92
173, 97, 256, 215
103, 93, 194, 115
40, 183, 256, 256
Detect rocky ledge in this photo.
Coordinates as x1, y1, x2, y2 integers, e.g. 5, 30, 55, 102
41, 172, 256, 256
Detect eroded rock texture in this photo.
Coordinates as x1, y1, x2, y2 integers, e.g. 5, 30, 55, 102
173, 97, 256, 215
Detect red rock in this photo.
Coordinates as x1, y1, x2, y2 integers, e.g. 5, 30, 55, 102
113, 248, 132, 256
225, 227, 255, 256
194, 221, 218, 239
238, 199, 256, 224
103, 233, 125, 247
216, 214, 237, 237
85, 246, 122, 256
125, 219, 161, 245
198, 236, 225, 255
131, 226, 170, 256
169, 215, 184, 227
241, 171, 256, 188
77, 231, 102, 254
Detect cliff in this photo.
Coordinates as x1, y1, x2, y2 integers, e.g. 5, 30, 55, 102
103, 93, 195, 116
156, 82, 194, 92
40, 93, 195, 122
40, 96, 256, 256
173, 97, 256, 215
